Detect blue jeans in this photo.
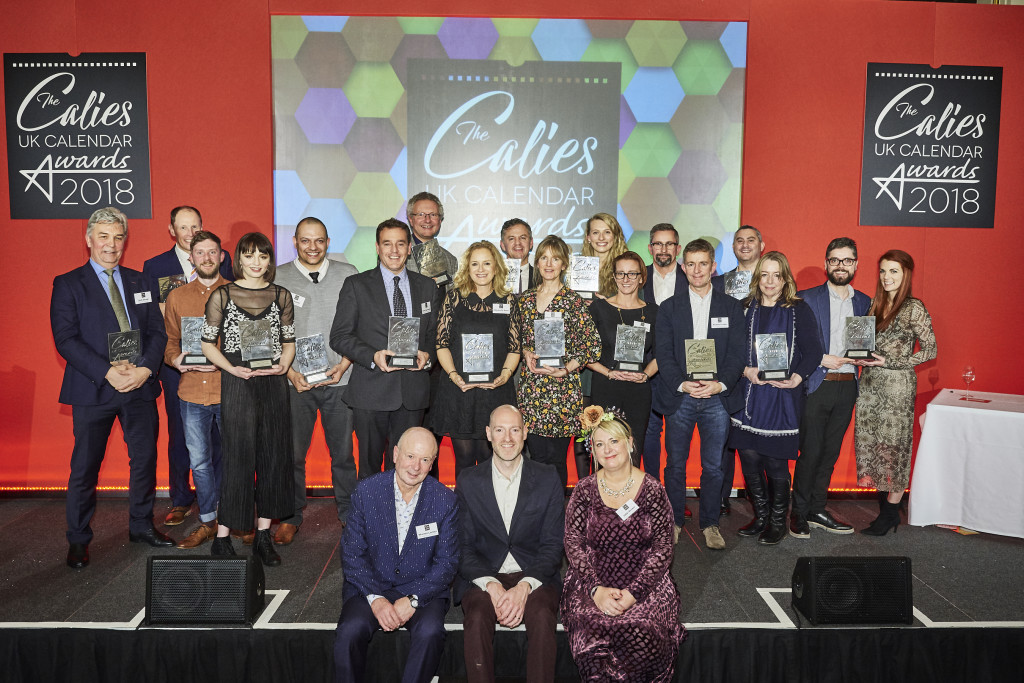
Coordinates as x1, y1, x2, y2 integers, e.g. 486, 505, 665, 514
663, 395, 730, 529
179, 400, 222, 523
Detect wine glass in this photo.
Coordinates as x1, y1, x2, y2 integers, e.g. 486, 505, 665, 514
962, 365, 976, 401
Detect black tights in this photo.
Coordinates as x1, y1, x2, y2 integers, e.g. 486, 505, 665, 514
451, 438, 491, 479
738, 449, 790, 479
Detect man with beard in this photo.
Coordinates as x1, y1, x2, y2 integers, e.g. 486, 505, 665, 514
790, 237, 870, 538
273, 217, 358, 544
162, 231, 231, 548
498, 218, 534, 295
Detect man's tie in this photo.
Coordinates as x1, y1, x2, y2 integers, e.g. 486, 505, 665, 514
310, 271, 319, 284
188, 263, 197, 282
392, 276, 407, 317
104, 268, 131, 332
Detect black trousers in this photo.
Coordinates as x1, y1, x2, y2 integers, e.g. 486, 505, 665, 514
792, 379, 858, 517
353, 407, 424, 478
526, 435, 571, 488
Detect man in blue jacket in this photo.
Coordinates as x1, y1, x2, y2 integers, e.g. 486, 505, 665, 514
791, 237, 871, 538
334, 427, 459, 683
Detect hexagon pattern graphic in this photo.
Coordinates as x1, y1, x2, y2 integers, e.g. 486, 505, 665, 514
274, 17, 746, 272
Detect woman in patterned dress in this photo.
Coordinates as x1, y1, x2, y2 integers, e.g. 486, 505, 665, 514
854, 250, 937, 535
518, 235, 601, 488
562, 408, 685, 682
201, 232, 295, 565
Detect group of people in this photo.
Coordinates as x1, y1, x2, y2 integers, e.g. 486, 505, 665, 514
51, 195, 937, 680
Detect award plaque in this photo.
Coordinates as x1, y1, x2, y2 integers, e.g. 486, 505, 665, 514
844, 316, 876, 359
534, 318, 566, 368
504, 258, 521, 293
684, 338, 718, 381
294, 333, 331, 384
613, 324, 646, 372
157, 274, 188, 303
569, 254, 600, 297
387, 316, 421, 368
461, 333, 494, 383
723, 270, 753, 300
180, 316, 208, 365
755, 333, 791, 380
415, 239, 452, 288
108, 329, 141, 365
238, 319, 275, 369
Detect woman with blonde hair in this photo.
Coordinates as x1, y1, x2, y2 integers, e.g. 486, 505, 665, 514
430, 240, 521, 476
581, 212, 629, 299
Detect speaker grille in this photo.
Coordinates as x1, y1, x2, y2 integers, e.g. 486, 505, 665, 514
792, 556, 913, 625
147, 556, 264, 624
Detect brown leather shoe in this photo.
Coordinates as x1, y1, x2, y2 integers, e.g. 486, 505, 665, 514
176, 522, 218, 549
164, 506, 192, 526
274, 522, 299, 545
232, 529, 255, 545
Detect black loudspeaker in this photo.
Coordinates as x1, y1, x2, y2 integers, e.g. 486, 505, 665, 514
145, 555, 266, 625
791, 556, 913, 625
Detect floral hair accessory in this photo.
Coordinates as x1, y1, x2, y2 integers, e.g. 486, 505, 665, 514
578, 406, 627, 455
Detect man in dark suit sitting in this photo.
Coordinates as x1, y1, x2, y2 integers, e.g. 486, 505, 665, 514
142, 205, 233, 527
334, 427, 459, 683
50, 207, 175, 569
455, 405, 564, 683
330, 219, 442, 478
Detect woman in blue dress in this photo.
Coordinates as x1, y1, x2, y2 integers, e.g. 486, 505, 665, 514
729, 252, 822, 545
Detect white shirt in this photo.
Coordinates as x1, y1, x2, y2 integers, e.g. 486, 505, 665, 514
827, 283, 857, 374
516, 260, 531, 294
174, 245, 195, 281
294, 257, 329, 283
366, 473, 423, 605
651, 266, 678, 305
471, 458, 541, 593
679, 286, 727, 394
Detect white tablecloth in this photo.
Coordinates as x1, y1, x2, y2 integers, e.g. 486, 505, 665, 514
909, 389, 1024, 538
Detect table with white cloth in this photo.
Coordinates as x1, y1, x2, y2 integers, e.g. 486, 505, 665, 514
909, 389, 1024, 539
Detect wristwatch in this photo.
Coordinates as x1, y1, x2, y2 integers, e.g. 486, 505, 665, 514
406, 594, 420, 609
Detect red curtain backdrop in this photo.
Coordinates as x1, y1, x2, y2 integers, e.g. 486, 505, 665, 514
2, 0, 1022, 490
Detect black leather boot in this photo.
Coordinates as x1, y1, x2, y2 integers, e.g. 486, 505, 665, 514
861, 498, 901, 536
758, 475, 791, 545
738, 469, 769, 537
254, 529, 282, 566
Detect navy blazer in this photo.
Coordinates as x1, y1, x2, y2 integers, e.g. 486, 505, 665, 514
142, 246, 234, 298
51, 262, 166, 405
341, 471, 460, 604
453, 458, 565, 604
798, 283, 871, 394
642, 263, 688, 304
329, 266, 442, 412
653, 288, 746, 416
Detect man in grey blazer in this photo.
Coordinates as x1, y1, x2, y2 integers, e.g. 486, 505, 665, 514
274, 217, 359, 544
790, 237, 871, 538
330, 219, 442, 479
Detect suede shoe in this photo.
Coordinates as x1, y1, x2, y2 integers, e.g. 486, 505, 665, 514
233, 529, 256, 545
67, 543, 89, 569
789, 515, 811, 539
177, 522, 218, 549
274, 522, 299, 546
164, 506, 193, 526
130, 527, 176, 547
807, 510, 854, 534
703, 525, 726, 550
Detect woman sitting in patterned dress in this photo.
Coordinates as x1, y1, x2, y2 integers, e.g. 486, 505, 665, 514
561, 407, 685, 682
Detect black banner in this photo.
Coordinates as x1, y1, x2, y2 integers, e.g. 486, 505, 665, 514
4, 52, 151, 219
859, 63, 1001, 229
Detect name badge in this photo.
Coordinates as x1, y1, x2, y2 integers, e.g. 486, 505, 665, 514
292, 294, 305, 308
544, 311, 563, 320
421, 302, 431, 315
493, 303, 510, 315
616, 499, 639, 520
134, 291, 152, 304
633, 321, 651, 332
711, 317, 729, 329
415, 523, 439, 539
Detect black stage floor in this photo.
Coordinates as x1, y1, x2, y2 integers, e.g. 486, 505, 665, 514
2, 496, 1023, 682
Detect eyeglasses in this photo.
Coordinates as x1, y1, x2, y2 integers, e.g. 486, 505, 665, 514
826, 257, 857, 267
650, 241, 678, 249
409, 212, 440, 220
614, 272, 641, 281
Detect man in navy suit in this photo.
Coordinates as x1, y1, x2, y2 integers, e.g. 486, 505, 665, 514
455, 405, 563, 683
498, 218, 535, 295
51, 207, 175, 569
334, 427, 459, 683
142, 205, 233, 527
790, 237, 871, 538
641, 223, 688, 483
654, 238, 745, 550
330, 219, 442, 478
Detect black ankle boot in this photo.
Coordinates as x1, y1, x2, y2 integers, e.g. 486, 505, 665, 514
861, 499, 901, 536
758, 475, 791, 545
738, 470, 769, 537
211, 536, 236, 556
254, 529, 282, 566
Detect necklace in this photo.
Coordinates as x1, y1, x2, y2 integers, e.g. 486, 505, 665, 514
599, 470, 635, 498
612, 298, 646, 324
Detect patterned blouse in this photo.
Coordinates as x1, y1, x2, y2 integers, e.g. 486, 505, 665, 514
202, 283, 295, 363
517, 286, 601, 438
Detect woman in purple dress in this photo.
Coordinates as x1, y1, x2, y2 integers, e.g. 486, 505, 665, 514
562, 408, 685, 682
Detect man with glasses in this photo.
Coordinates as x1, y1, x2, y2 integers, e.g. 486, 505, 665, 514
790, 237, 870, 538
406, 191, 459, 292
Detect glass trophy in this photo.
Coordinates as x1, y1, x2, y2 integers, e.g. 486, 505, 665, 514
416, 239, 452, 288
613, 324, 646, 372
461, 333, 494, 383
180, 316, 208, 365
107, 329, 141, 366
504, 258, 521, 293
723, 270, 753, 300
238, 319, 275, 369
569, 254, 600, 298
294, 333, 331, 384
534, 318, 566, 368
684, 338, 718, 381
755, 332, 790, 380
843, 316, 876, 359
158, 273, 188, 303
387, 316, 421, 368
